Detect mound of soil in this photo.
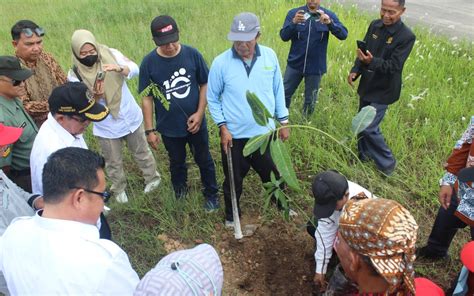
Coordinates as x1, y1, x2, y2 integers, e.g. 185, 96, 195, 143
216, 213, 316, 295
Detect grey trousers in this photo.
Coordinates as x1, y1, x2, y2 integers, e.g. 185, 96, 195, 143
98, 124, 160, 194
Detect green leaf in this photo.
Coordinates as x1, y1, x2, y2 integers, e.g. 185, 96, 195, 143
269, 139, 300, 191
243, 133, 271, 157
274, 189, 289, 220
139, 81, 170, 111
259, 134, 270, 155
246, 90, 272, 127
351, 105, 376, 135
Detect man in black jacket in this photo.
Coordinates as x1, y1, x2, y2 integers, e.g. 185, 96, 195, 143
348, 0, 415, 175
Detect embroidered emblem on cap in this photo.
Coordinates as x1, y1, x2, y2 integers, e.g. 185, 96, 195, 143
159, 24, 173, 33
238, 21, 246, 31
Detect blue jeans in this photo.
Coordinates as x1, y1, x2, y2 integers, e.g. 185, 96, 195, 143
357, 100, 396, 173
283, 65, 322, 115
161, 127, 218, 200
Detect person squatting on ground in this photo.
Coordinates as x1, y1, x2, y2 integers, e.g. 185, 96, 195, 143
333, 198, 444, 295
280, 0, 347, 115
11, 19, 67, 127
30, 82, 112, 239
307, 170, 375, 292
135, 244, 224, 296
139, 15, 219, 210
347, 0, 415, 176
418, 115, 474, 260
0, 147, 140, 295
207, 12, 290, 227
0, 56, 37, 192
68, 29, 161, 203
0, 123, 43, 296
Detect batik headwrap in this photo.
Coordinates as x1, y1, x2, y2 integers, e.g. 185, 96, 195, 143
339, 198, 418, 295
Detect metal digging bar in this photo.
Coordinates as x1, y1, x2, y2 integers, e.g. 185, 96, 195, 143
226, 147, 243, 240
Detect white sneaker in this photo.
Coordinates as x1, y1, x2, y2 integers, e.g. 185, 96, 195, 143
103, 206, 111, 216
289, 208, 298, 217
116, 191, 128, 203
144, 177, 161, 194
225, 220, 235, 229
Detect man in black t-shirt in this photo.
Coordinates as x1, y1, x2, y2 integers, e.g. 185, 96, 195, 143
139, 15, 219, 211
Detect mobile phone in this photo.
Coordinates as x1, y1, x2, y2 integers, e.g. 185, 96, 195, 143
357, 40, 367, 54
94, 71, 105, 90
96, 71, 105, 81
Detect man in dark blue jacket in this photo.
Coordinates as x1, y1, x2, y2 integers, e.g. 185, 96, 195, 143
348, 0, 415, 176
280, 0, 347, 115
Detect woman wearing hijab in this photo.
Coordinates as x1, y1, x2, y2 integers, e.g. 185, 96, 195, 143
68, 29, 161, 203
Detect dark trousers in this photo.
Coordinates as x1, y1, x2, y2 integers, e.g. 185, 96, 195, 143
99, 213, 112, 240
8, 169, 32, 193
221, 138, 280, 221
357, 100, 396, 173
283, 65, 322, 115
161, 127, 218, 200
427, 193, 474, 256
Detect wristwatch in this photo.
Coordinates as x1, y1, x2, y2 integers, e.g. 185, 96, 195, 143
145, 128, 156, 136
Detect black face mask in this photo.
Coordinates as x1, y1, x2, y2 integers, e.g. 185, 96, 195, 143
78, 54, 98, 67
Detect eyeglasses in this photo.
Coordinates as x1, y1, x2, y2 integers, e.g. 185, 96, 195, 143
74, 187, 111, 203
0, 78, 22, 86
22, 27, 45, 38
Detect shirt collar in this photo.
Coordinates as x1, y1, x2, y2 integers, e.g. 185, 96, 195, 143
34, 211, 100, 241
47, 112, 84, 144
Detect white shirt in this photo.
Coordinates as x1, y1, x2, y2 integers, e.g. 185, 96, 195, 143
30, 113, 88, 195
67, 48, 143, 139
0, 214, 139, 295
314, 181, 376, 274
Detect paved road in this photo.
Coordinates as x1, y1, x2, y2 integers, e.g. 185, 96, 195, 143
333, 0, 474, 41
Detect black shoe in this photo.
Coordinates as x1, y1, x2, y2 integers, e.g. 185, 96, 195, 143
416, 246, 449, 260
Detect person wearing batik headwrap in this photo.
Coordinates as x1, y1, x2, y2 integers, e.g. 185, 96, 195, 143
68, 29, 161, 203
333, 198, 443, 295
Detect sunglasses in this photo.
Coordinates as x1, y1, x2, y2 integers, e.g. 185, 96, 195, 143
0, 78, 22, 86
22, 27, 45, 38
73, 187, 111, 203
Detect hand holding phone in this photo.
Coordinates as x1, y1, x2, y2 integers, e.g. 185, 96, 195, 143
356, 40, 367, 55
93, 71, 106, 98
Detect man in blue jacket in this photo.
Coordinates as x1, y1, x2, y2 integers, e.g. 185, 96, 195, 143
280, 0, 347, 115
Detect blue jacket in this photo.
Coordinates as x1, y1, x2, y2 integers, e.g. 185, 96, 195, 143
280, 5, 348, 75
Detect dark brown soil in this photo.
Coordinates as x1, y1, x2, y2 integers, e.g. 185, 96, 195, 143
215, 213, 316, 295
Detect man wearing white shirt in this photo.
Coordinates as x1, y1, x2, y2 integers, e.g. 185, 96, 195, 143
30, 82, 112, 239
68, 29, 161, 203
309, 170, 375, 292
0, 147, 140, 295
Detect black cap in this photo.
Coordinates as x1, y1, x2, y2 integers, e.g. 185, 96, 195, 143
48, 82, 109, 122
459, 167, 474, 183
0, 56, 32, 81
312, 171, 349, 219
150, 15, 179, 46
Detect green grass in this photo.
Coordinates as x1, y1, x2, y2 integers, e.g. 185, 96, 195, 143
1, 0, 472, 291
